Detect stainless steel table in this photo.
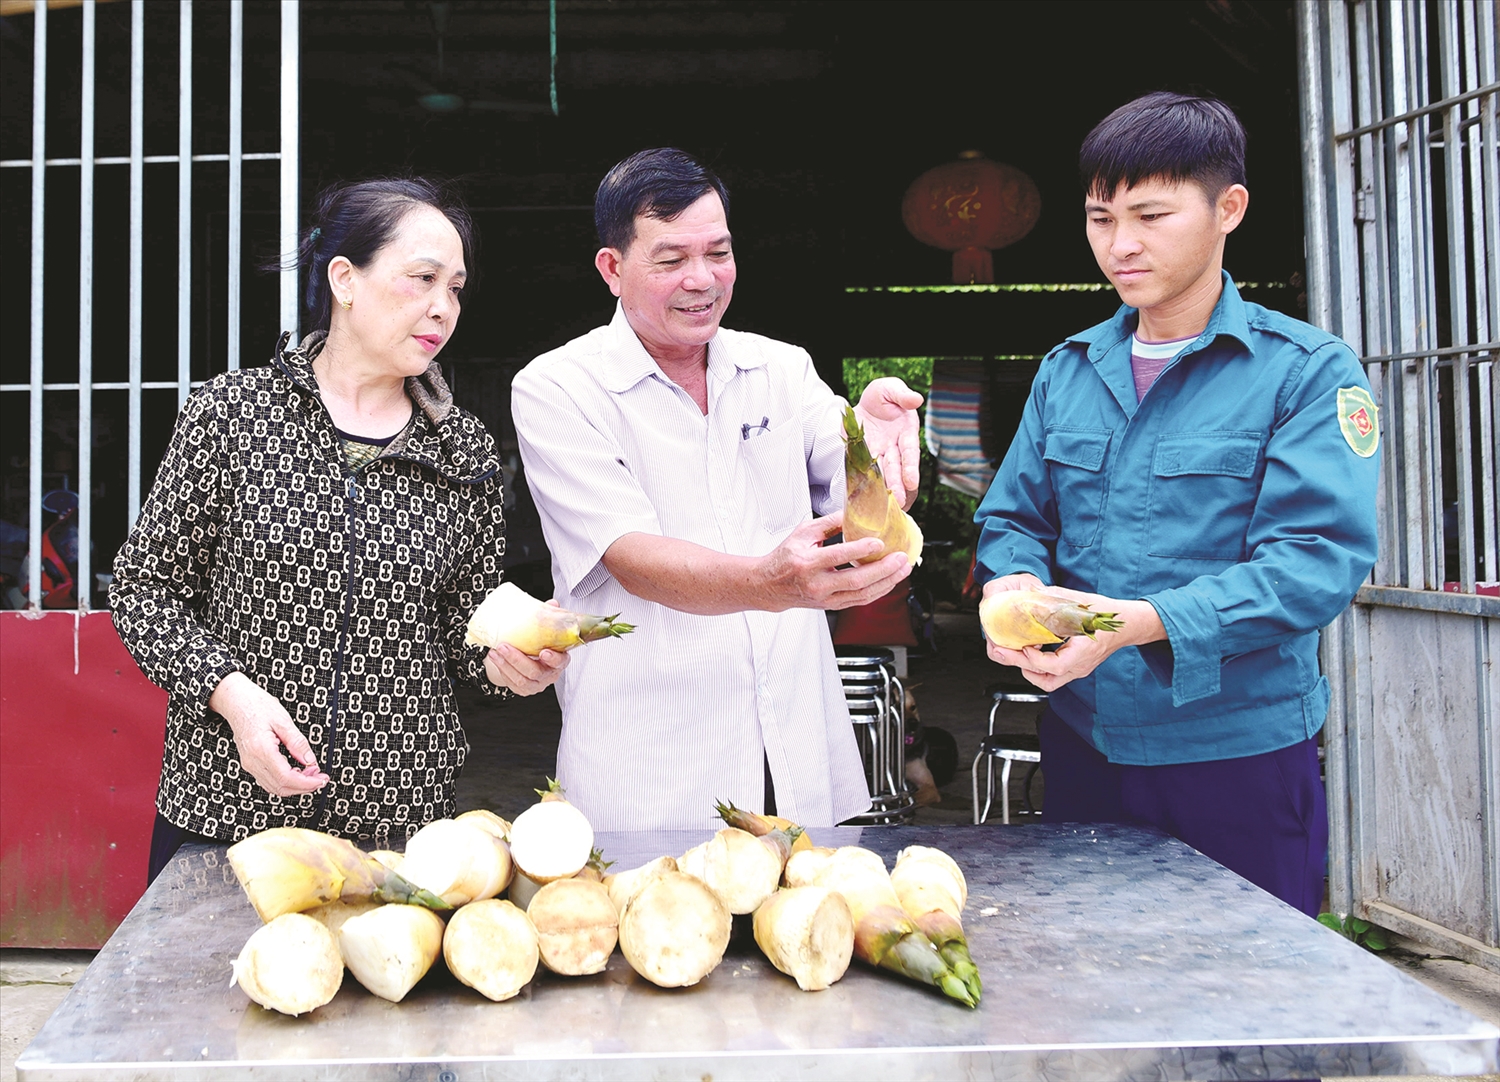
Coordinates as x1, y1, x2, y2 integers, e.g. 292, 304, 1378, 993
17, 823, 1500, 1080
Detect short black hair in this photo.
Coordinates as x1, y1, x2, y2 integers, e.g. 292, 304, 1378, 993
594, 148, 730, 252
289, 177, 478, 332
1079, 91, 1247, 201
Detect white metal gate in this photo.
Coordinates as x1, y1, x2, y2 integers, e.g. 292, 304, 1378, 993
2, 0, 300, 613
1298, 0, 1499, 971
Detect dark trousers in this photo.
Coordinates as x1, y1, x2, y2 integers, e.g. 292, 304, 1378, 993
148, 811, 219, 883
1037, 708, 1328, 917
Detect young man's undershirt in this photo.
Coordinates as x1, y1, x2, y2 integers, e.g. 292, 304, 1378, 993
1131, 333, 1196, 401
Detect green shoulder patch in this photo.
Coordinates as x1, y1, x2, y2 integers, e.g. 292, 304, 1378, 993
1337, 386, 1380, 458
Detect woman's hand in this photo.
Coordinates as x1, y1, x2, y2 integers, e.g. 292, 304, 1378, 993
209, 672, 330, 798
484, 643, 569, 696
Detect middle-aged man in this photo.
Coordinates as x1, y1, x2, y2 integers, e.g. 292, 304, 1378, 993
512, 147, 923, 831
973, 92, 1380, 916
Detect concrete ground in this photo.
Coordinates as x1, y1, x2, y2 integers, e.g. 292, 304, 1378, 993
3, 612, 1497, 1082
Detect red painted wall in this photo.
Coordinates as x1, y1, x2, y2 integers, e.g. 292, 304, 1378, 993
0, 612, 166, 947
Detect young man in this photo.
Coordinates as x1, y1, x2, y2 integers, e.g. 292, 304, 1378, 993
974, 92, 1380, 916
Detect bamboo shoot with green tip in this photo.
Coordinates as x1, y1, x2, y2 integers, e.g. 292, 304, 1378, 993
979, 589, 1122, 649
891, 845, 981, 1004
465, 582, 634, 655
842, 406, 922, 565
227, 827, 449, 922
399, 818, 513, 907
783, 846, 976, 1007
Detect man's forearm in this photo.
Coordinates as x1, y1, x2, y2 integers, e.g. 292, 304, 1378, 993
603, 533, 771, 615
602, 525, 911, 617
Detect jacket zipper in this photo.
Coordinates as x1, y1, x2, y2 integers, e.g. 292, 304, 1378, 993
312, 454, 496, 829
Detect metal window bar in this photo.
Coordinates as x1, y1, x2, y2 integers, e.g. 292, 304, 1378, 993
78, 0, 94, 607
1332, 0, 1498, 594
1301, 0, 1500, 966
178, 0, 192, 408
128, 0, 143, 527
280, 0, 299, 337
1, 153, 281, 167
17, 0, 300, 612
28, 0, 47, 611
228, 0, 242, 371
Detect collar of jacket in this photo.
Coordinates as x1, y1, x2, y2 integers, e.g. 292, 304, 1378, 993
1065, 271, 1256, 418
1068, 270, 1255, 360
272, 330, 498, 485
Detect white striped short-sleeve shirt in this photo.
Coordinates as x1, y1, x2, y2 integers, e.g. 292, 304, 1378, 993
510, 305, 872, 831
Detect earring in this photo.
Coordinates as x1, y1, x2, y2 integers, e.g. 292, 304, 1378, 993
338, 297, 352, 310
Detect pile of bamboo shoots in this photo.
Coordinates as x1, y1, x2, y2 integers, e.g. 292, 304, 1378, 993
224, 786, 981, 1016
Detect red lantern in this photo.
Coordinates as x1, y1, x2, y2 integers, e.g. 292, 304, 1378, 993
902, 151, 1042, 284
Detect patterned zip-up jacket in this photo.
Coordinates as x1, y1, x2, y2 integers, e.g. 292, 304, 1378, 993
111, 332, 507, 843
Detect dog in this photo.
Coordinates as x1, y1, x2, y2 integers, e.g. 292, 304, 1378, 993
902, 686, 958, 806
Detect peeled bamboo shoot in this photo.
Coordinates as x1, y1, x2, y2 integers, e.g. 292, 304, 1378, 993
753, 886, 854, 991
338, 904, 445, 1003
455, 808, 512, 841
603, 856, 677, 916
529, 877, 620, 975
508, 798, 594, 884
443, 899, 540, 1002
618, 871, 731, 988
231, 913, 343, 1016
302, 900, 381, 938
679, 827, 800, 915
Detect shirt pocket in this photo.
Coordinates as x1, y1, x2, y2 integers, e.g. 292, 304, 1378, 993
1147, 431, 1264, 560
1043, 427, 1112, 548
742, 418, 811, 534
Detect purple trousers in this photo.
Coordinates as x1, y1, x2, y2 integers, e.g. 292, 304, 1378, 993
1037, 709, 1328, 917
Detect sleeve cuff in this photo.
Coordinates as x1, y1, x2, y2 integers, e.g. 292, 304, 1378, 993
467, 644, 513, 699
1142, 589, 1222, 706
174, 642, 243, 716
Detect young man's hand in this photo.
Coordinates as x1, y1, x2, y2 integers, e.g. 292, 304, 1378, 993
982, 579, 1165, 692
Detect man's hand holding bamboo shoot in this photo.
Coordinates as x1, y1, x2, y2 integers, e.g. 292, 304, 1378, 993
981, 574, 1164, 692
604, 511, 911, 616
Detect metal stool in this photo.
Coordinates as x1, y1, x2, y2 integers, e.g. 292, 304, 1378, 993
835, 646, 915, 825
972, 690, 1046, 825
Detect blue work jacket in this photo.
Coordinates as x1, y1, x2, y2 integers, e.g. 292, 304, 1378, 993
974, 275, 1379, 765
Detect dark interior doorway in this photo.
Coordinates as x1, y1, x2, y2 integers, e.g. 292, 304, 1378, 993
1, 0, 1306, 598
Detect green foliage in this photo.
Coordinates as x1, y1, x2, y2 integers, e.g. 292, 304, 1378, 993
843, 358, 984, 606
1317, 912, 1390, 952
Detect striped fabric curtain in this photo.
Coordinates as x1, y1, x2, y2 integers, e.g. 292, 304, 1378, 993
923, 359, 995, 497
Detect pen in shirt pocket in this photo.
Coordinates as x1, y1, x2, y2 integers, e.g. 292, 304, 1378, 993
741, 416, 770, 440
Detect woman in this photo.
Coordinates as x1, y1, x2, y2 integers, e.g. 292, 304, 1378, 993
111, 178, 565, 878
